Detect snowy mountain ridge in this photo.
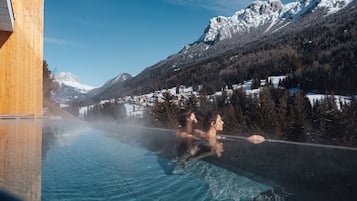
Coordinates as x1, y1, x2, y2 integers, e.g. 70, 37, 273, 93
196, 0, 353, 44
84, 73, 133, 101
54, 72, 95, 93
75, 0, 356, 103
53, 72, 95, 104
54, 72, 133, 105
100, 73, 132, 89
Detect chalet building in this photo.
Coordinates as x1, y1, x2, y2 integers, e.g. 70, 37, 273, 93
0, 0, 44, 117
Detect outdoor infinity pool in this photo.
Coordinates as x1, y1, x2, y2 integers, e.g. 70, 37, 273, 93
1, 119, 357, 201
40, 121, 271, 201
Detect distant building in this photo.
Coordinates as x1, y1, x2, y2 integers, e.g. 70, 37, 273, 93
0, 0, 44, 117
224, 89, 234, 97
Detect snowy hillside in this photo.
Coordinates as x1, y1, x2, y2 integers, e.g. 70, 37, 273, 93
79, 76, 353, 119
76, 0, 356, 103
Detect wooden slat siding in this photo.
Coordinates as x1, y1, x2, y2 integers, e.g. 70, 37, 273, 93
0, 121, 42, 201
0, 0, 44, 117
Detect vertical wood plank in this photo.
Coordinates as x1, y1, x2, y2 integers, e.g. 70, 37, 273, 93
0, 0, 44, 116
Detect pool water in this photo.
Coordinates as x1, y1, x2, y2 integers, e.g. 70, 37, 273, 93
2, 120, 355, 201
41, 124, 271, 201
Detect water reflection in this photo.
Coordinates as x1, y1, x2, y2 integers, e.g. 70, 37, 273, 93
41, 122, 272, 201
0, 120, 42, 201
42, 120, 85, 161
98, 124, 357, 201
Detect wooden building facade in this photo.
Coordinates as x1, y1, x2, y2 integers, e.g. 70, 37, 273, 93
0, 0, 44, 117
0, 120, 42, 201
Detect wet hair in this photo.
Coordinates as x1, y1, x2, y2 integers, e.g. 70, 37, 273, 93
203, 111, 221, 130
178, 109, 194, 126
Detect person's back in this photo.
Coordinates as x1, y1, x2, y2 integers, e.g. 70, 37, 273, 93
176, 110, 205, 140
175, 110, 207, 158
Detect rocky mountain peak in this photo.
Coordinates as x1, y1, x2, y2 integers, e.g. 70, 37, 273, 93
196, 0, 352, 45
54, 72, 80, 83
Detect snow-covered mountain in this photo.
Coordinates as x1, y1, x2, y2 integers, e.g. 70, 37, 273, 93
196, 0, 353, 45
100, 73, 132, 89
165, 0, 354, 72
53, 72, 95, 104
77, 0, 356, 103
85, 73, 133, 101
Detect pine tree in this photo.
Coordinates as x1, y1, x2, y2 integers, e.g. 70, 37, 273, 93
319, 94, 344, 144
276, 90, 289, 136
230, 91, 245, 129
259, 87, 278, 137
222, 103, 238, 133
198, 94, 213, 118
43, 60, 59, 101
150, 92, 179, 128
341, 96, 357, 146
244, 94, 261, 132
185, 94, 198, 112
149, 99, 166, 128
285, 92, 308, 142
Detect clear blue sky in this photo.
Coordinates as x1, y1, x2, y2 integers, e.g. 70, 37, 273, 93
44, 0, 294, 87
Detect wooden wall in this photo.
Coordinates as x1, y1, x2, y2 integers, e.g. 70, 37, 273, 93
0, 0, 44, 116
0, 120, 42, 201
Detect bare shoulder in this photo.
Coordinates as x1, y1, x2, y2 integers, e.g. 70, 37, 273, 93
175, 126, 183, 135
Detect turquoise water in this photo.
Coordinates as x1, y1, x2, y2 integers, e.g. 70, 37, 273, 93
41, 125, 271, 201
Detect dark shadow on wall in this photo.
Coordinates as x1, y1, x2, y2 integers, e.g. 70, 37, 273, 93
0, 31, 12, 48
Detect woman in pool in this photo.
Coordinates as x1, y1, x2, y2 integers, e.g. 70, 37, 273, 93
202, 112, 225, 158
201, 112, 265, 158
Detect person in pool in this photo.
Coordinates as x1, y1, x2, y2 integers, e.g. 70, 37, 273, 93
174, 111, 226, 159
201, 112, 225, 158
201, 112, 265, 158
175, 110, 206, 157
